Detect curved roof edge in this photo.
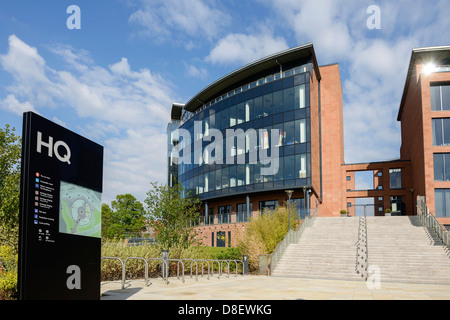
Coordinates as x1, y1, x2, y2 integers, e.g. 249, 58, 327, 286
397, 45, 450, 121
181, 43, 321, 115
171, 103, 184, 120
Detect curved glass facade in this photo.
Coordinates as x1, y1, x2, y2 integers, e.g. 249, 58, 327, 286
174, 64, 313, 200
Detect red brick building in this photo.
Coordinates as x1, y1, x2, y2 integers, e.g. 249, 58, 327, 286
168, 44, 450, 247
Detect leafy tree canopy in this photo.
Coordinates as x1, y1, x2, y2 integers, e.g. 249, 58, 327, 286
145, 182, 201, 251
0, 124, 21, 251
101, 194, 146, 239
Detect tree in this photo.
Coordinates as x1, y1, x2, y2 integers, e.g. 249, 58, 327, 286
0, 124, 21, 251
145, 182, 201, 250
101, 194, 146, 239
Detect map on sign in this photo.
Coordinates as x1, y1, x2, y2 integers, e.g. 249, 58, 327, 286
59, 181, 102, 238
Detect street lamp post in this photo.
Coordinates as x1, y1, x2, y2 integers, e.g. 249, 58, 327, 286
285, 190, 294, 230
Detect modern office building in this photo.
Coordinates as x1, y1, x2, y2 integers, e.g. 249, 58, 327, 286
167, 44, 450, 247
397, 45, 450, 228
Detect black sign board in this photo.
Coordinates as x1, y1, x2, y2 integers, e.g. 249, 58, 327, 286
18, 112, 103, 300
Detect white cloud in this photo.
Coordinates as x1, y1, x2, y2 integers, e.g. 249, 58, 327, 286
0, 94, 36, 115
128, 0, 231, 43
0, 34, 176, 204
206, 33, 289, 66
184, 62, 208, 79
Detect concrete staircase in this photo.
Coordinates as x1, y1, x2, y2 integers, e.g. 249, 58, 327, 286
272, 217, 363, 280
366, 216, 450, 284
272, 216, 450, 284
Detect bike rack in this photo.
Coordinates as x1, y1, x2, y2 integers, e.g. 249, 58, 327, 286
231, 260, 241, 276
101, 256, 245, 290
219, 260, 230, 278
195, 259, 210, 280
168, 259, 185, 283
101, 256, 125, 289
146, 257, 169, 285
180, 259, 198, 281
207, 259, 221, 278
124, 257, 150, 287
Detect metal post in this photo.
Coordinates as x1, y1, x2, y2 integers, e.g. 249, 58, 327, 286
242, 255, 248, 275
161, 250, 168, 279
205, 201, 208, 225
246, 194, 250, 221
285, 190, 294, 230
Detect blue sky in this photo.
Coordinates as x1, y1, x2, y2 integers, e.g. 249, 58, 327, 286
0, 0, 449, 205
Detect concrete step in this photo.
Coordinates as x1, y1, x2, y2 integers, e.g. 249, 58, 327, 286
272, 215, 450, 284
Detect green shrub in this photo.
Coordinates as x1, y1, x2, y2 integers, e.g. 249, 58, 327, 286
238, 204, 297, 272
100, 240, 244, 281
0, 245, 18, 300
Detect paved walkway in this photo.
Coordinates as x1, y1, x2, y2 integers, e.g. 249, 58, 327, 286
101, 275, 450, 300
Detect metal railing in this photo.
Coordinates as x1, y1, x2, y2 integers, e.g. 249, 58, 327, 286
355, 216, 368, 280
268, 207, 318, 275
417, 197, 450, 248
101, 256, 245, 290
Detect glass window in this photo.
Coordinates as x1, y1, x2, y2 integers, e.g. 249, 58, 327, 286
283, 87, 294, 111
284, 155, 295, 180
389, 168, 402, 189
229, 165, 236, 187
229, 104, 236, 127
273, 90, 283, 114
432, 118, 450, 146
431, 85, 441, 111
274, 156, 284, 181
259, 200, 278, 212
215, 110, 222, 130
222, 166, 229, 189
444, 119, 450, 145
434, 153, 450, 181
245, 163, 253, 185
296, 154, 307, 178
431, 84, 450, 111
237, 164, 245, 186
254, 96, 263, 119
433, 118, 443, 145
221, 107, 228, 130
434, 189, 450, 217
273, 123, 284, 147
443, 85, 450, 110
295, 119, 306, 143
259, 129, 270, 150
254, 162, 263, 184
245, 100, 253, 122
263, 93, 272, 117
204, 115, 210, 137
237, 102, 245, 124
208, 170, 215, 192
285, 121, 295, 145
215, 168, 221, 190
295, 84, 306, 108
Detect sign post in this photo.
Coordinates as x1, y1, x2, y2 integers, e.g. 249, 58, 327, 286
18, 112, 104, 300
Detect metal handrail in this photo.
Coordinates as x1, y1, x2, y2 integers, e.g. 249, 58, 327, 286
269, 207, 318, 274
417, 197, 450, 248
